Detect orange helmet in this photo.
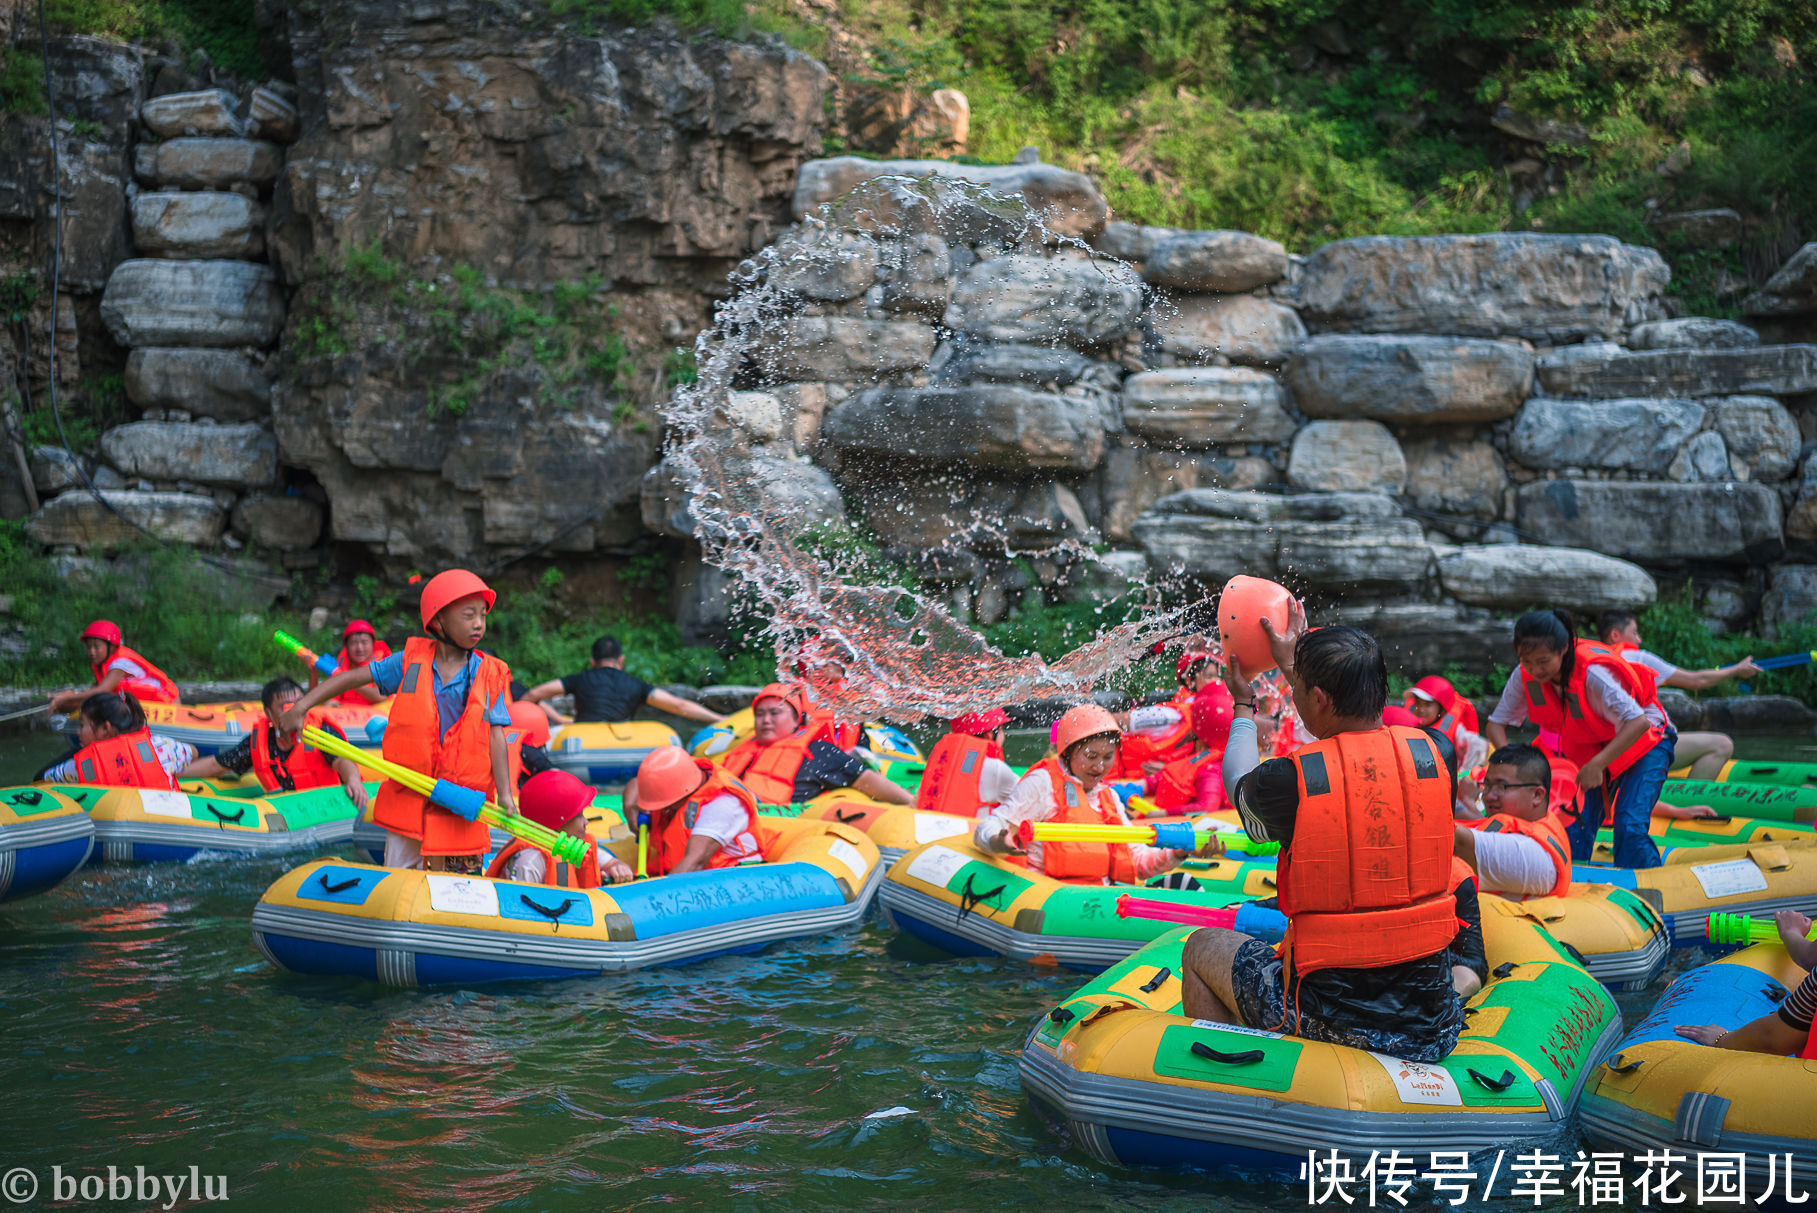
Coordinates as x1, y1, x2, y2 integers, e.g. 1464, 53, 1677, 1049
418, 569, 496, 631
752, 682, 807, 721
507, 699, 551, 749
636, 745, 709, 811
1218, 575, 1295, 674
81, 620, 122, 646
1053, 704, 1120, 757
518, 769, 595, 833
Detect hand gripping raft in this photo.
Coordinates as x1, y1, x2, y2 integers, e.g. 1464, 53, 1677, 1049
274, 631, 339, 679
1016, 819, 1281, 857
301, 725, 589, 866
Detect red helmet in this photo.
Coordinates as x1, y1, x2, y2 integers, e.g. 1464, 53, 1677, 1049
517, 769, 595, 833
1054, 704, 1120, 757
1191, 684, 1235, 747
507, 699, 552, 749
418, 569, 496, 630
1382, 705, 1422, 728
81, 620, 122, 646
342, 619, 376, 640
951, 708, 1010, 736
1176, 651, 1215, 681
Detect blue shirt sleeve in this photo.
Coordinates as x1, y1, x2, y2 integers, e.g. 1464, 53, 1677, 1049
367, 652, 406, 697
483, 689, 511, 727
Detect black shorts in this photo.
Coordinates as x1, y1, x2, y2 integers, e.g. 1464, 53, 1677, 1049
1226, 939, 1461, 1063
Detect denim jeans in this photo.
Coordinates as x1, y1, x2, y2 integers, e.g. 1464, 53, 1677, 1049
1565, 728, 1675, 869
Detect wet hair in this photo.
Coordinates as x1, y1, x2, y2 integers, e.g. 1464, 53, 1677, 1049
1293, 626, 1386, 720
591, 635, 623, 662
1597, 610, 1637, 641
81, 691, 146, 736
1488, 742, 1552, 789
261, 676, 304, 711
1513, 609, 1578, 685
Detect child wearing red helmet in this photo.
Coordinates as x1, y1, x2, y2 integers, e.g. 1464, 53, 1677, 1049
485, 769, 632, 888
47, 620, 180, 714
281, 570, 516, 871
310, 619, 393, 706
916, 708, 1019, 815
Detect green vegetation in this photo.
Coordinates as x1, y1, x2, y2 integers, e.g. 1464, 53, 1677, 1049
39, 0, 261, 79
0, 47, 48, 117
1638, 584, 1817, 704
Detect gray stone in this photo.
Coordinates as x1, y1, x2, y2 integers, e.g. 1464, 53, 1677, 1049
1402, 436, 1507, 522
943, 254, 1143, 346
715, 391, 785, 447
1698, 695, 1817, 731
1151, 294, 1306, 366
24, 489, 226, 547
29, 447, 90, 497
141, 89, 244, 138
248, 86, 299, 142
1142, 230, 1289, 293
1295, 233, 1670, 343
1122, 368, 1296, 446
1330, 603, 1513, 677
1655, 687, 1705, 732
931, 340, 1093, 386
642, 453, 845, 541
150, 138, 283, 189
1745, 243, 1817, 318
1094, 221, 1183, 263
1516, 480, 1784, 562
100, 421, 277, 487
1507, 397, 1705, 472
1627, 317, 1761, 350
124, 348, 272, 422
1491, 104, 1591, 148
792, 156, 1109, 239
1437, 545, 1657, 612
130, 192, 266, 260
1085, 442, 1276, 544
769, 230, 880, 301
232, 494, 323, 550
1668, 431, 1732, 482
822, 384, 1105, 471
1005, 482, 1094, 548
1536, 342, 1817, 398
768, 316, 935, 380
100, 260, 286, 348
1648, 208, 1743, 249
844, 471, 1011, 550
1132, 489, 1430, 588
1762, 566, 1817, 637
878, 234, 952, 313
1287, 420, 1406, 493
1711, 396, 1801, 481
1284, 334, 1533, 423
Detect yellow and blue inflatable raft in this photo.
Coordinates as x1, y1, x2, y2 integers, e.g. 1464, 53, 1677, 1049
121, 699, 390, 756
47, 782, 364, 863
0, 786, 94, 901
547, 720, 682, 784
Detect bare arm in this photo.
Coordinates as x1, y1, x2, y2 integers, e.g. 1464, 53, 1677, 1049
520, 679, 565, 704
179, 754, 228, 780
853, 769, 912, 805
277, 668, 375, 732
647, 687, 726, 725
489, 723, 516, 813
1578, 716, 1650, 787
49, 668, 125, 712
667, 832, 724, 874
333, 757, 370, 811
1665, 658, 1763, 691
1675, 1011, 1807, 1055
1485, 720, 1510, 748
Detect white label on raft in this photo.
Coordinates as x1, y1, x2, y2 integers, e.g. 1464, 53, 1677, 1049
1191, 1020, 1283, 1039
1371, 1054, 1462, 1106
904, 845, 971, 889
826, 838, 869, 882
1690, 858, 1770, 899
426, 874, 500, 917
914, 814, 971, 844
138, 791, 193, 818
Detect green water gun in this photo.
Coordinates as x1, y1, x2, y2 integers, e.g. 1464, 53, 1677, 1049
1706, 912, 1817, 947
274, 630, 339, 678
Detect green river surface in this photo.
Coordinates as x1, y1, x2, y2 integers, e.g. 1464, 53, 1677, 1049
1, 727, 1811, 1209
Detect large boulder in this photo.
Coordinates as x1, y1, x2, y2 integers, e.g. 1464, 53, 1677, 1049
1295, 233, 1669, 343
822, 384, 1106, 471
1402, 436, 1507, 522
1142, 231, 1288, 293
147, 138, 283, 189
1085, 441, 1275, 543
124, 348, 272, 422
1761, 565, 1817, 637
1330, 603, 1514, 675
232, 494, 324, 551
1669, 431, 1732, 482
130, 192, 266, 260
1536, 342, 1817, 398
1711, 396, 1801, 481
141, 88, 244, 137
99, 421, 278, 487
767, 230, 880, 301
1507, 397, 1705, 473
1287, 420, 1406, 493
931, 340, 1093, 386
25, 489, 226, 547
1132, 490, 1431, 589
1627, 317, 1760, 350
1745, 243, 1817, 318
29, 447, 90, 497
792, 156, 1108, 239
1284, 334, 1533, 423
100, 260, 285, 348
1094, 221, 1183, 264
943, 254, 1143, 346
768, 317, 936, 380
1437, 545, 1657, 612
1516, 480, 1784, 562
641, 453, 845, 541
1150, 294, 1305, 366
1121, 368, 1297, 446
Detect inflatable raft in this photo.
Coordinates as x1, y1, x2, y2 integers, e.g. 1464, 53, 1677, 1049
1658, 778, 1817, 823
1575, 840, 1817, 944
686, 709, 924, 768
1018, 908, 1623, 1173
761, 792, 972, 864
1674, 758, 1817, 789
251, 817, 882, 986
351, 789, 630, 864
0, 786, 94, 901
1587, 810, 1814, 859
547, 720, 681, 784
48, 782, 364, 863
125, 700, 389, 756
879, 839, 1670, 988
1580, 942, 1815, 1191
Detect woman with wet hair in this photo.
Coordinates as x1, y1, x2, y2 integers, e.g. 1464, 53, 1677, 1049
39, 692, 195, 788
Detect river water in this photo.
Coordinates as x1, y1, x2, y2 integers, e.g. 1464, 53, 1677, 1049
1, 728, 1810, 1208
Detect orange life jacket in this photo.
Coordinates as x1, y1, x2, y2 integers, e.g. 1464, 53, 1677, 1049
372, 636, 512, 856
72, 727, 177, 789
92, 644, 179, 705
1460, 808, 1574, 899
648, 764, 766, 875
1277, 725, 1458, 976
917, 733, 996, 815
807, 707, 860, 751
1523, 640, 1666, 778
1028, 756, 1139, 885
721, 719, 830, 807
1151, 746, 1221, 812
1113, 688, 1197, 778
333, 640, 393, 706
250, 722, 343, 793
485, 837, 602, 889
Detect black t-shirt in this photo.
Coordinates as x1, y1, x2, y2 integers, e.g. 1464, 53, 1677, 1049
561, 666, 654, 723
791, 738, 868, 802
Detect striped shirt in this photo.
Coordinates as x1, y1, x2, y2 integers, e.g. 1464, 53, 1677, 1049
1778, 967, 1817, 1033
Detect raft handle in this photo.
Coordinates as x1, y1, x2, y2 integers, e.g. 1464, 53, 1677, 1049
318, 873, 362, 894
1139, 967, 1172, 993
1603, 1055, 1643, 1075
1260, 876, 1276, 889
521, 894, 576, 923
1763, 981, 1787, 1003
1048, 1007, 1075, 1025
201, 802, 246, 826
1190, 1042, 1264, 1066
1468, 1067, 1517, 1091
956, 874, 1008, 921
834, 808, 866, 825
1493, 962, 1518, 979
12, 789, 41, 806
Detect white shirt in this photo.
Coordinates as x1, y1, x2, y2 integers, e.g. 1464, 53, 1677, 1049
1126, 704, 1182, 736
1489, 666, 1666, 731
1622, 648, 1678, 682
976, 756, 1021, 807
974, 767, 1178, 880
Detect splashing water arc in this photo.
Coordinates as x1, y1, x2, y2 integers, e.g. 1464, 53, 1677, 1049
653, 175, 1256, 723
